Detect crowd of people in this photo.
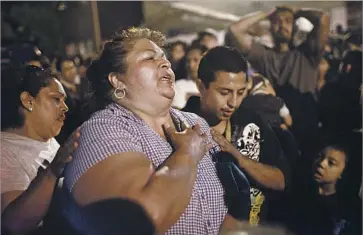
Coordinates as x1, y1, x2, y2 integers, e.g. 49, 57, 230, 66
1, 5, 362, 235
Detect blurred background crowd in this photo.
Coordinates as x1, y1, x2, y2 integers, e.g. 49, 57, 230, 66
1, 1, 362, 235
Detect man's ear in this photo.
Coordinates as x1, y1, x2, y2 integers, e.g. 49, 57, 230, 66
108, 72, 126, 89
20, 91, 34, 111
196, 79, 206, 94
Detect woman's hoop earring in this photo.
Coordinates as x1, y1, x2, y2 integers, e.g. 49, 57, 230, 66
114, 88, 126, 99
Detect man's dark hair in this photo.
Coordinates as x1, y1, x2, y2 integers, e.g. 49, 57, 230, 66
269, 6, 294, 21
198, 46, 248, 88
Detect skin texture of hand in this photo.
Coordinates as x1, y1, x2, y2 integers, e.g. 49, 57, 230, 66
50, 127, 80, 177
211, 129, 241, 160
163, 122, 212, 165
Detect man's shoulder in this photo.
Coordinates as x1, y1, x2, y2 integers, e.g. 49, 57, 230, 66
232, 107, 265, 127
231, 107, 277, 142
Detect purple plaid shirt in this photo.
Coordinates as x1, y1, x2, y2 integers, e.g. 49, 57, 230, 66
63, 102, 227, 235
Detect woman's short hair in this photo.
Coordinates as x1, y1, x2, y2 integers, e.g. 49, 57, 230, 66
1, 65, 56, 130
86, 27, 166, 109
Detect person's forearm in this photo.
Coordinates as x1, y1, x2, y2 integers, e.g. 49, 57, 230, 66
231, 11, 271, 34
219, 213, 249, 234
2, 168, 58, 233
234, 151, 285, 191
138, 150, 199, 233
229, 10, 271, 54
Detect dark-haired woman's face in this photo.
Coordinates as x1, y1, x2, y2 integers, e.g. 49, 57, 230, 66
26, 78, 68, 139
123, 38, 175, 106
313, 147, 346, 184
171, 44, 185, 62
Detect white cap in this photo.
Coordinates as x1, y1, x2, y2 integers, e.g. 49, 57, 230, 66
295, 17, 314, 33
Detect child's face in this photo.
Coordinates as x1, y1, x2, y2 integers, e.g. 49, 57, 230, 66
313, 147, 346, 184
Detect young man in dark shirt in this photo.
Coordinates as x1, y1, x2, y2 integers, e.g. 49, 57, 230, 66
183, 46, 290, 225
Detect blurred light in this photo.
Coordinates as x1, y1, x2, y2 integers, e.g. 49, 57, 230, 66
181, 14, 205, 23
16, 26, 24, 33
170, 2, 240, 22
57, 2, 67, 11
34, 47, 42, 56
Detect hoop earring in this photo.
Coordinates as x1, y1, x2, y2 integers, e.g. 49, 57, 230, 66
114, 88, 126, 99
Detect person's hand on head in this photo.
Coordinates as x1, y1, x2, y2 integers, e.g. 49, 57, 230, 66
163, 121, 212, 165
268, 7, 277, 17
276, 5, 296, 13
50, 127, 81, 177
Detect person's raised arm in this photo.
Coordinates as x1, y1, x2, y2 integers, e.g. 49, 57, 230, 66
229, 9, 275, 54
1, 129, 80, 233
72, 123, 211, 234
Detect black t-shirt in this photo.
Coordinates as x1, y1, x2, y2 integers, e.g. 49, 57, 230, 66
230, 107, 291, 225
289, 187, 362, 235
241, 94, 285, 129
183, 97, 290, 225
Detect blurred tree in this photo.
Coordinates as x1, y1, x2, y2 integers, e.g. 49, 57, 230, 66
9, 3, 64, 56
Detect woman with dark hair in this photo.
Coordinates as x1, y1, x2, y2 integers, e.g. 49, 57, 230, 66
288, 142, 361, 235
168, 40, 187, 80
1, 65, 79, 234
61, 27, 251, 235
